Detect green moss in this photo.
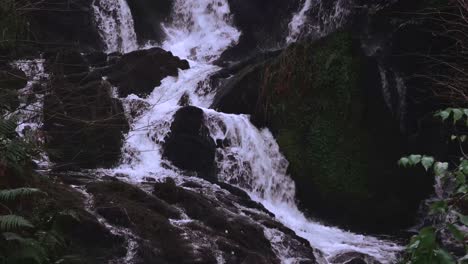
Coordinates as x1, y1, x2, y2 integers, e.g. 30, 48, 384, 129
258, 31, 404, 226
262, 32, 366, 198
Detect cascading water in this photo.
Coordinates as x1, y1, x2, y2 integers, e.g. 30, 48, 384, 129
92, 0, 138, 53
93, 0, 403, 263
287, 0, 314, 44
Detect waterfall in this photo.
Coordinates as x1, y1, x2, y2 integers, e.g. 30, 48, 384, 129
93, 0, 404, 263
92, 0, 138, 53
287, 0, 314, 44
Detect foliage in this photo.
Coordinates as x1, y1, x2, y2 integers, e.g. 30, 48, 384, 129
0, 117, 39, 175
401, 108, 468, 264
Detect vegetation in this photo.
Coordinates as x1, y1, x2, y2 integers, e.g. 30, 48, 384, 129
400, 109, 468, 264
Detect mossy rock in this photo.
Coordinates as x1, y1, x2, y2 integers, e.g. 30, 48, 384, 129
254, 31, 428, 232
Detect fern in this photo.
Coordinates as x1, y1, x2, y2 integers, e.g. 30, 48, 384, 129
0, 118, 17, 139
0, 188, 45, 202
0, 214, 34, 231
3, 232, 48, 264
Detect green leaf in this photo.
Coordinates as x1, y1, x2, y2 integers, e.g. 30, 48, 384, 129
436, 110, 450, 121
399, 157, 410, 167
421, 156, 435, 171
461, 160, 468, 175
0, 188, 45, 202
457, 184, 468, 194
452, 109, 463, 123
434, 249, 456, 264
429, 200, 448, 215
447, 224, 465, 242
0, 215, 34, 231
455, 172, 466, 186
460, 135, 467, 142
409, 154, 422, 165
434, 162, 449, 177
457, 213, 468, 226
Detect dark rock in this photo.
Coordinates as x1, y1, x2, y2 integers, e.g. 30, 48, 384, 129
126, 0, 174, 44
26, 0, 103, 52
219, 0, 301, 62
43, 78, 129, 169
96, 206, 132, 227
107, 47, 189, 97
87, 180, 217, 264
30, 181, 126, 264
152, 180, 282, 264
45, 49, 89, 76
329, 251, 381, 264
163, 106, 217, 180
0, 64, 27, 90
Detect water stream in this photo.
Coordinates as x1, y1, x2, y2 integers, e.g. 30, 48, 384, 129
93, 0, 403, 263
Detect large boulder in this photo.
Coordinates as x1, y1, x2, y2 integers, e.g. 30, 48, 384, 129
43, 77, 129, 169
126, 0, 174, 45
43, 51, 129, 169
82, 175, 317, 264
218, 0, 300, 62
107, 47, 190, 97
163, 106, 216, 180
212, 31, 432, 233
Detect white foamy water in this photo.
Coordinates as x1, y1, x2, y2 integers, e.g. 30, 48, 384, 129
92, 0, 138, 53
94, 0, 404, 263
287, 0, 314, 44
161, 0, 240, 62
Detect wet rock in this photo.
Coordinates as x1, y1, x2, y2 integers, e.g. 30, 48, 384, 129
87, 180, 216, 264
126, 0, 174, 45
107, 47, 190, 97
329, 251, 381, 264
152, 180, 282, 264
220, 0, 300, 62
45, 49, 89, 75
43, 78, 129, 169
0, 64, 27, 90
31, 181, 126, 264
162, 106, 217, 180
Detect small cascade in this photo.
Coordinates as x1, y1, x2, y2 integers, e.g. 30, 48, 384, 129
287, 0, 314, 44
92, 0, 138, 53
286, 0, 352, 43
161, 0, 241, 62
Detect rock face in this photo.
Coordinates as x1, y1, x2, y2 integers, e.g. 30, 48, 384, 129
26, 0, 103, 53
43, 49, 129, 169
126, 0, 174, 45
84, 177, 317, 264
163, 106, 217, 180
219, 0, 300, 62
107, 47, 190, 97
212, 31, 432, 233
30, 180, 127, 264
